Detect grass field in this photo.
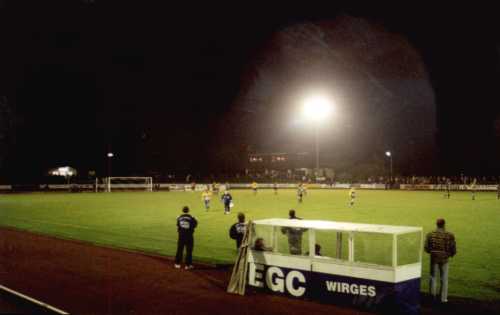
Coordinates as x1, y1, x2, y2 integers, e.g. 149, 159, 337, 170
1, 189, 500, 301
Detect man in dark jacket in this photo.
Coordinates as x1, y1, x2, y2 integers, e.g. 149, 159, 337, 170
281, 209, 307, 255
175, 206, 198, 270
229, 212, 246, 249
424, 218, 457, 303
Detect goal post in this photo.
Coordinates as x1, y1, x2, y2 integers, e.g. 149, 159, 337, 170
103, 177, 153, 192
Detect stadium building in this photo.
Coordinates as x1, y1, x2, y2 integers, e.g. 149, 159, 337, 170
247, 152, 311, 171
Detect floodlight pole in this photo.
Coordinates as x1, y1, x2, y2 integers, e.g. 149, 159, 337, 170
390, 155, 393, 182
315, 124, 320, 171
107, 152, 114, 181
385, 151, 393, 183
107, 155, 112, 178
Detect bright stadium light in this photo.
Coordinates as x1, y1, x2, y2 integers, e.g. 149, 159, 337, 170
107, 152, 114, 158
385, 151, 391, 157
302, 96, 333, 122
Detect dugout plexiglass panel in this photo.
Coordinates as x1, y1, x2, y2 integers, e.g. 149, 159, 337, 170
354, 232, 393, 266
397, 231, 422, 266
314, 230, 349, 260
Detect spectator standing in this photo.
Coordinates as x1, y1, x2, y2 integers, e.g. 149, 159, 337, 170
424, 218, 457, 303
281, 210, 307, 255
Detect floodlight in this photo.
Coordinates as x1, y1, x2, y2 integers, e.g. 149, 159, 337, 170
302, 96, 333, 122
385, 151, 391, 157
107, 152, 114, 158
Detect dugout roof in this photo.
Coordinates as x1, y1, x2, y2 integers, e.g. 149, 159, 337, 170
252, 218, 422, 235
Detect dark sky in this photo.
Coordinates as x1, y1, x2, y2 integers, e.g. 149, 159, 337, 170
1, 2, 500, 181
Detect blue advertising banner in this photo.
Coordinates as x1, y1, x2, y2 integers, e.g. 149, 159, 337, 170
248, 263, 420, 315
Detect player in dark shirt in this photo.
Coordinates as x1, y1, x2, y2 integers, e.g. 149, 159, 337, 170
349, 188, 356, 207
297, 184, 304, 203
444, 179, 451, 199
222, 191, 233, 215
175, 206, 198, 269
229, 213, 247, 249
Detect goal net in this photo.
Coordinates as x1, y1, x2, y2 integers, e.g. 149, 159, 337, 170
103, 177, 153, 192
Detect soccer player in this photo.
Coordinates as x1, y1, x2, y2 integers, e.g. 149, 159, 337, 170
303, 182, 308, 195
222, 191, 233, 215
273, 182, 278, 195
443, 178, 451, 199
297, 183, 304, 203
175, 206, 198, 270
229, 212, 246, 249
349, 187, 356, 206
470, 178, 477, 200
497, 182, 500, 200
201, 188, 212, 211
212, 182, 219, 196
251, 181, 258, 195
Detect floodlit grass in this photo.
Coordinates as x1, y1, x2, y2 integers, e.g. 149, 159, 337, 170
1, 189, 500, 300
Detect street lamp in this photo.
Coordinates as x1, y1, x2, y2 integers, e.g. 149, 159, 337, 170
302, 95, 333, 173
107, 152, 114, 176
106, 152, 114, 193
385, 151, 393, 182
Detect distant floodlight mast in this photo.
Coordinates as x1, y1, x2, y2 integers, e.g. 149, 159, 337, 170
385, 151, 393, 183
302, 95, 333, 172
107, 152, 114, 180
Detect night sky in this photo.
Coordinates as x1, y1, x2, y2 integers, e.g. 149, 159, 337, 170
1, 2, 500, 181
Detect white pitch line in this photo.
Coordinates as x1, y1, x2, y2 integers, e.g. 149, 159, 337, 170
0, 284, 69, 315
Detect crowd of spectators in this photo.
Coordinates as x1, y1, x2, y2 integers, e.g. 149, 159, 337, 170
153, 171, 500, 185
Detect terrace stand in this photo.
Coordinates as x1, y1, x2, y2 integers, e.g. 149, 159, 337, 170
245, 219, 423, 315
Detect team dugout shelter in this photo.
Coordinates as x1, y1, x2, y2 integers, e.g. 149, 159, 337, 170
228, 219, 423, 315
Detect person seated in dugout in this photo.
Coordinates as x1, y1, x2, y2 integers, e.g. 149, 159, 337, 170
306, 244, 322, 256
253, 237, 272, 251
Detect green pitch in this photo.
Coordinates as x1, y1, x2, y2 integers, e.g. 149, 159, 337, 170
1, 189, 499, 301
